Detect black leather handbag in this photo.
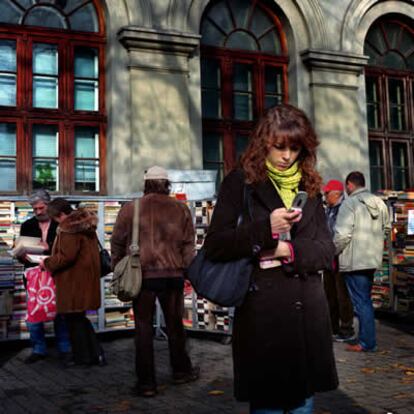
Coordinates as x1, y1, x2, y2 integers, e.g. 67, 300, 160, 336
187, 186, 252, 307
98, 238, 112, 278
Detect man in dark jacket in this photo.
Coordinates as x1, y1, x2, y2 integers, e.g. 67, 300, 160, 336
322, 180, 354, 342
18, 189, 70, 364
111, 166, 199, 397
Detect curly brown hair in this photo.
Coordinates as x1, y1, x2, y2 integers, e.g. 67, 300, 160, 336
240, 104, 322, 198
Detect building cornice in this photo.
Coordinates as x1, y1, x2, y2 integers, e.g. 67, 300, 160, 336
118, 26, 200, 56
301, 49, 369, 75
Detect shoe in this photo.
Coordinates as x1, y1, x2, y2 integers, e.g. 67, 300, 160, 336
90, 351, 107, 367
346, 343, 377, 352
346, 344, 364, 352
24, 353, 46, 364
173, 366, 200, 385
333, 333, 356, 343
97, 352, 107, 367
137, 385, 157, 398
138, 389, 157, 398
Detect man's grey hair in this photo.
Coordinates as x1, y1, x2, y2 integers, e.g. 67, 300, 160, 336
28, 189, 51, 205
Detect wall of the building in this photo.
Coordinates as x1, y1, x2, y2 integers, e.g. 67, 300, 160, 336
103, 0, 414, 194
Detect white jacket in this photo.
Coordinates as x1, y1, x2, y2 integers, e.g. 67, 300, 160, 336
334, 188, 390, 272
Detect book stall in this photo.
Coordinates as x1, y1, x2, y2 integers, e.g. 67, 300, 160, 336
0, 169, 232, 342
373, 191, 414, 315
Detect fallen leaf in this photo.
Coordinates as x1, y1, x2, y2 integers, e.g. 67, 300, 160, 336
208, 390, 225, 396
393, 393, 411, 399
404, 370, 414, 376
360, 367, 376, 374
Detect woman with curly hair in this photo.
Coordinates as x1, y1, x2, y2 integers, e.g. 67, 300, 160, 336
204, 104, 338, 413
41, 198, 105, 367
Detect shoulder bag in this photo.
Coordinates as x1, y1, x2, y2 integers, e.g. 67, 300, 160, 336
187, 186, 253, 307
97, 238, 112, 278
111, 199, 142, 302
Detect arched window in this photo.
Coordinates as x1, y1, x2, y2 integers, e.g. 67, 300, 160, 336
200, 0, 288, 180
364, 15, 414, 191
0, 0, 105, 194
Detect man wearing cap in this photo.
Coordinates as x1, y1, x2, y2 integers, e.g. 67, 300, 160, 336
18, 189, 71, 364
322, 180, 354, 342
334, 172, 390, 352
111, 166, 199, 397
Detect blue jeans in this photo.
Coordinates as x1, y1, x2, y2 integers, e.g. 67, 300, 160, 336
250, 397, 314, 414
26, 314, 71, 355
344, 271, 376, 351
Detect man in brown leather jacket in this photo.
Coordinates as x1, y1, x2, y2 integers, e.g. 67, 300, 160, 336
111, 166, 199, 397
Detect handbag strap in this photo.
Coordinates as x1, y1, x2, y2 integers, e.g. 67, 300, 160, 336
237, 184, 252, 226
130, 198, 140, 255
97, 236, 104, 251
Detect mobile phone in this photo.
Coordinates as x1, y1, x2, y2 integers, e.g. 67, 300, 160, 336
289, 191, 308, 212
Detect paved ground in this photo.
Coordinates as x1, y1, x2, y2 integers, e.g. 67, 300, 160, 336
0, 314, 413, 414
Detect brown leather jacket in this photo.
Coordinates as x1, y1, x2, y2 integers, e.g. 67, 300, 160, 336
111, 193, 195, 278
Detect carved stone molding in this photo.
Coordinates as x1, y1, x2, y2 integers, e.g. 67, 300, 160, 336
301, 49, 369, 75
118, 26, 200, 55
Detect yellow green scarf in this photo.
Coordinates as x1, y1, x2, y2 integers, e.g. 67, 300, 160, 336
266, 159, 302, 209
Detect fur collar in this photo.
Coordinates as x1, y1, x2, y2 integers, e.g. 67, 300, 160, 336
59, 209, 98, 234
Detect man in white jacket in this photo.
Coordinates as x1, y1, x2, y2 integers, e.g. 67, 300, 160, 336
334, 171, 390, 352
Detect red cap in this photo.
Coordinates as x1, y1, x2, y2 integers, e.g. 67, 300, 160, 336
322, 179, 344, 193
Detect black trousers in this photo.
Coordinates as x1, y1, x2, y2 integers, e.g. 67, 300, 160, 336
65, 312, 101, 365
132, 284, 192, 389
323, 268, 354, 336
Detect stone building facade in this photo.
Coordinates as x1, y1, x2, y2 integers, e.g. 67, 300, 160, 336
0, 0, 413, 195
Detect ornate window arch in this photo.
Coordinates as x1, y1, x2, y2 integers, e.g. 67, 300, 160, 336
200, 0, 288, 180
0, 0, 106, 194
365, 15, 414, 191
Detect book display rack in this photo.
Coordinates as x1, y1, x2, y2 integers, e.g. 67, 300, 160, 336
371, 193, 414, 314
387, 195, 414, 313
185, 200, 233, 338
0, 195, 236, 341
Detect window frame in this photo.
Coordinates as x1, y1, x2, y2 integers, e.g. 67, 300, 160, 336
0, 1, 106, 195
201, 0, 289, 177
201, 46, 288, 174
366, 67, 414, 190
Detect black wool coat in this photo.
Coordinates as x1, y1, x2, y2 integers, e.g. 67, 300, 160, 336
204, 170, 338, 409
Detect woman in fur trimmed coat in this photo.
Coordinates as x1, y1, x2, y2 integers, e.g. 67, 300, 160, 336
41, 198, 104, 366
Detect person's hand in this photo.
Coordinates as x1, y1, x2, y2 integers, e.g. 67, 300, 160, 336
39, 241, 49, 251
39, 259, 45, 270
260, 241, 291, 260
270, 208, 301, 234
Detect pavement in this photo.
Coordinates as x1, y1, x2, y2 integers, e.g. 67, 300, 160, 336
0, 314, 413, 414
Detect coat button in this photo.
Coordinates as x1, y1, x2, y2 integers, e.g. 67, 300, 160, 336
252, 244, 261, 254
295, 301, 303, 310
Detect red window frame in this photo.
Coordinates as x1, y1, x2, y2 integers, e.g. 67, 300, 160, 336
0, 2, 106, 195
200, 0, 289, 176
366, 67, 414, 190
201, 48, 288, 175
365, 17, 414, 191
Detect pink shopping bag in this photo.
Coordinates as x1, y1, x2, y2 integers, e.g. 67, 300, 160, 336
25, 266, 57, 323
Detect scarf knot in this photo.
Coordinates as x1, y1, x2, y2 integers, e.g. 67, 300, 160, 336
266, 160, 302, 209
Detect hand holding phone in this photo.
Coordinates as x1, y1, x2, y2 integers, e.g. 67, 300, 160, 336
288, 191, 308, 213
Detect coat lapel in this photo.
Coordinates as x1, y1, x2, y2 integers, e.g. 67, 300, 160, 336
251, 178, 285, 212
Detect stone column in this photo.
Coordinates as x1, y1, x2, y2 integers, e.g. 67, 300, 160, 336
118, 27, 201, 192
301, 49, 370, 185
